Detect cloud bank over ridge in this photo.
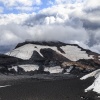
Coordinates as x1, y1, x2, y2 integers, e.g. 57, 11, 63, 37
0, 0, 100, 53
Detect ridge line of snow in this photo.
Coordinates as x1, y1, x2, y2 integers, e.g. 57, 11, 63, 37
6, 43, 93, 61
80, 69, 100, 94
80, 69, 100, 80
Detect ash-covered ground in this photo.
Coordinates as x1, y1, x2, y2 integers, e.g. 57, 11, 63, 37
0, 74, 99, 100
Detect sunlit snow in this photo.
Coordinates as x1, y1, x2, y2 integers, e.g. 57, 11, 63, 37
6, 44, 93, 61
9, 64, 39, 72
80, 69, 100, 94
44, 66, 63, 74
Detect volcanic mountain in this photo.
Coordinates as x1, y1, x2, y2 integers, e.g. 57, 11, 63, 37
3, 41, 100, 75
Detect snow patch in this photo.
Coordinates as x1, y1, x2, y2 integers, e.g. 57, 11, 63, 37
19, 65, 39, 72
80, 69, 100, 94
80, 69, 100, 80
61, 46, 93, 61
44, 66, 63, 74
9, 64, 39, 72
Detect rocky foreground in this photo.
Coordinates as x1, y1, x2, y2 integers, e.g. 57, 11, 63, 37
0, 74, 99, 100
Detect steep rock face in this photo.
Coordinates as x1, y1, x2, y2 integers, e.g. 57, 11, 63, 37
29, 50, 45, 61
77, 59, 100, 69
40, 48, 70, 62
61, 61, 95, 72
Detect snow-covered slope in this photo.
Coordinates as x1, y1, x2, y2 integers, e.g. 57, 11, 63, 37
6, 43, 93, 61
61, 46, 93, 61
80, 69, 100, 94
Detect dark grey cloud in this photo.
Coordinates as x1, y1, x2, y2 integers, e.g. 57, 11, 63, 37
0, 45, 15, 53
83, 7, 100, 14
65, 17, 83, 28
82, 19, 100, 30
24, 12, 63, 26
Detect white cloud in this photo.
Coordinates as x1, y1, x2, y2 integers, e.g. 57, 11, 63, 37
0, 0, 42, 7
55, 0, 69, 4
0, 0, 100, 54
0, 23, 32, 45
0, 13, 36, 25
0, 0, 42, 12
48, 0, 54, 6
0, 23, 89, 46
84, 0, 100, 9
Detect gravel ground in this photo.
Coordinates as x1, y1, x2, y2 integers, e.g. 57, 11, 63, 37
0, 74, 99, 100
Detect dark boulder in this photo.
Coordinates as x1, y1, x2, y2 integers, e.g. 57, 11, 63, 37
17, 66, 25, 75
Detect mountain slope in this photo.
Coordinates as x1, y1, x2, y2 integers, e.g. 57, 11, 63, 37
6, 41, 95, 61
0, 54, 23, 66
5, 41, 100, 74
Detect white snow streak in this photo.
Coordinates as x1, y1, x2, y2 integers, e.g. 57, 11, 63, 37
0, 85, 11, 88
10, 64, 39, 72
80, 69, 100, 94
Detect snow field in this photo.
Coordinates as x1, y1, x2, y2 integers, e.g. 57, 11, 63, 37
6, 44, 93, 61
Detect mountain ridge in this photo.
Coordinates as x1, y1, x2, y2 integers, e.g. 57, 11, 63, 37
3, 40, 99, 75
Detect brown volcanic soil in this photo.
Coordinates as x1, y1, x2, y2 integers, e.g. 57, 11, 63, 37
0, 76, 99, 100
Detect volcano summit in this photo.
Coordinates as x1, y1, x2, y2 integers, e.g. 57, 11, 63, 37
0, 41, 98, 75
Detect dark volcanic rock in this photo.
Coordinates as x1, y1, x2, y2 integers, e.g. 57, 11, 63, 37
77, 59, 100, 69
29, 50, 45, 62
32, 70, 50, 75
40, 48, 70, 62
0, 54, 23, 66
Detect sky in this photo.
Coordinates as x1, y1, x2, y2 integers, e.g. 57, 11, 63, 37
0, 0, 100, 53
